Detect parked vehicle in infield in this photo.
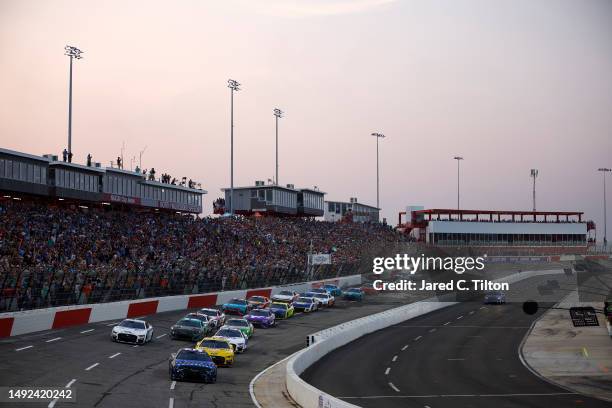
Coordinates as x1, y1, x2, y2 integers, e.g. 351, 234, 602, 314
323, 284, 342, 297
214, 327, 248, 352
484, 291, 506, 304
343, 287, 364, 301
199, 308, 226, 328
311, 292, 335, 307
170, 318, 208, 341
169, 348, 217, 383
224, 318, 254, 338
269, 302, 295, 319
293, 296, 318, 312
184, 313, 214, 335
222, 298, 251, 315
247, 295, 270, 309
111, 319, 154, 344
271, 290, 299, 303
195, 337, 235, 367
245, 308, 276, 328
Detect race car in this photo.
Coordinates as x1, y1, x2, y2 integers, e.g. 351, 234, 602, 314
169, 348, 217, 383
195, 337, 235, 367
247, 295, 270, 309
343, 287, 364, 301
245, 308, 276, 328
199, 308, 226, 328
310, 292, 335, 307
170, 317, 208, 341
214, 327, 248, 352
293, 296, 318, 313
111, 319, 154, 344
271, 290, 299, 303
224, 318, 254, 338
184, 313, 214, 335
484, 291, 506, 304
222, 298, 251, 315
323, 284, 342, 297
269, 302, 295, 319
360, 282, 379, 295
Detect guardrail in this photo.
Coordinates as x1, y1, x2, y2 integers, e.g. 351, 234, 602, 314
285, 269, 565, 408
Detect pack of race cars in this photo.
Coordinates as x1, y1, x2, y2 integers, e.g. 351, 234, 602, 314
109, 283, 365, 383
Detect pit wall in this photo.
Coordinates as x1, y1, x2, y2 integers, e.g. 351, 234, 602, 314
285, 269, 565, 408
0, 275, 362, 338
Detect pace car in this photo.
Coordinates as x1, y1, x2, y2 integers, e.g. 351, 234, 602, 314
195, 337, 235, 367
293, 296, 318, 313
247, 295, 270, 309
111, 319, 154, 344
215, 327, 248, 352
222, 298, 251, 315
199, 308, 226, 328
484, 291, 506, 304
269, 302, 295, 319
245, 308, 276, 328
169, 348, 217, 383
323, 284, 342, 297
170, 317, 208, 341
343, 287, 364, 301
224, 318, 254, 338
271, 290, 299, 303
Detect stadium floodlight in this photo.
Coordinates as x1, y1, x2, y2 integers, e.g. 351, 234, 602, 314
274, 108, 283, 185
228, 79, 241, 215
453, 156, 464, 210
598, 168, 611, 246
530, 169, 539, 212
371, 133, 386, 211
64, 45, 84, 158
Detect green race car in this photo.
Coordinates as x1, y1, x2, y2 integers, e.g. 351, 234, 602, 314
224, 318, 254, 338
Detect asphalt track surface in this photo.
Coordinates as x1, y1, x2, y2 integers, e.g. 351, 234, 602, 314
0, 292, 415, 408
302, 274, 610, 408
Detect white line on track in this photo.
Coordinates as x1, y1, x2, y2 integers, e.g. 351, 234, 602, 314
401, 345, 409, 351
385, 367, 391, 375
46, 337, 61, 343
469, 311, 475, 315
48, 379, 76, 408
156, 333, 168, 339
80, 329, 95, 334
443, 321, 451, 326
132, 345, 139, 348
414, 336, 422, 341
106, 322, 120, 326
85, 363, 99, 371
170, 380, 176, 390
66, 379, 76, 388
447, 358, 466, 361
16, 345, 33, 351
388, 382, 400, 393
109, 352, 121, 359
428, 328, 436, 333
480, 306, 487, 309
169, 397, 175, 408
392, 355, 398, 362
456, 315, 464, 320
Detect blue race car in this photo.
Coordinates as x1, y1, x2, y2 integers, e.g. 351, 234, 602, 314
169, 348, 217, 383
222, 298, 251, 315
343, 287, 364, 301
323, 284, 342, 297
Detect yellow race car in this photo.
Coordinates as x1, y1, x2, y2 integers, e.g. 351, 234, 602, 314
195, 337, 235, 367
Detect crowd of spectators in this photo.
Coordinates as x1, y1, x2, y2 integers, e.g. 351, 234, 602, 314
0, 200, 401, 311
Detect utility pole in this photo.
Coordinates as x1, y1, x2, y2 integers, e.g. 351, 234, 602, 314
454, 156, 464, 210
274, 108, 283, 185
64, 45, 84, 157
228, 79, 241, 215
371, 132, 386, 209
530, 169, 539, 212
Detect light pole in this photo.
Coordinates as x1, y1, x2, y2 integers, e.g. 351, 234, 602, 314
228, 79, 241, 215
454, 156, 463, 210
273, 108, 283, 185
530, 169, 538, 212
65, 45, 83, 158
371, 133, 386, 210
599, 168, 611, 246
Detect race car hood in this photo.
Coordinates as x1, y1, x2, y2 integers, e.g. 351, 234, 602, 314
175, 359, 216, 369
113, 326, 147, 336
201, 348, 233, 357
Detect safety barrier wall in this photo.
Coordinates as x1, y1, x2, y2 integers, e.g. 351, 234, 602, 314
285, 269, 565, 408
0, 274, 362, 338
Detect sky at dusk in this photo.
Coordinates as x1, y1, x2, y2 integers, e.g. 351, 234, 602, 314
1, 0, 611, 231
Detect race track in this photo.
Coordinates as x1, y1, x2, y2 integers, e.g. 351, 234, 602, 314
0, 292, 412, 408
302, 274, 608, 408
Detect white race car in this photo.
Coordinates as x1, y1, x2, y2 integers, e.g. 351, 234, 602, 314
111, 319, 154, 344
199, 308, 226, 328
214, 326, 248, 352
271, 290, 298, 303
